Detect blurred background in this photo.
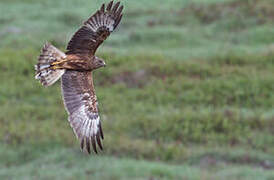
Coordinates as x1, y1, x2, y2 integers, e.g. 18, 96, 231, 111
0, 0, 274, 179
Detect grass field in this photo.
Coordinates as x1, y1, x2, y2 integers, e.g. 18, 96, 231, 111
0, 0, 274, 179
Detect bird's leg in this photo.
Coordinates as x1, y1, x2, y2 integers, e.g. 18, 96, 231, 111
51, 65, 63, 70
51, 59, 68, 66
50, 58, 70, 69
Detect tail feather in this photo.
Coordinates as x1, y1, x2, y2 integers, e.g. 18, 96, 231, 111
35, 42, 66, 86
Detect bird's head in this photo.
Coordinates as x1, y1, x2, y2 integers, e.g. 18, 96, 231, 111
92, 56, 106, 70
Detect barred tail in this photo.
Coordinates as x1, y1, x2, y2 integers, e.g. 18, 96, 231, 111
35, 42, 66, 87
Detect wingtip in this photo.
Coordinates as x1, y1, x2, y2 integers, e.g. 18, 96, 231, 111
99, 122, 104, 140
116, 5, 123, 17
86, 137, 91, 154
92, 138, 98, 154
106, 0, 114, 11
96, 134, 103, 151
112, 1, 120, 12
114, 13, 123, 29
120, 5, 124, 11
100, 3, 105, 12
81, 138, 84, 150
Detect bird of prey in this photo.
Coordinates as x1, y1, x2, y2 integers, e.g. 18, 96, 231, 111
34, 1, 123, 154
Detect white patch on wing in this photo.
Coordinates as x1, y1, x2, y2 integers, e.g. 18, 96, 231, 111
107, 19, 115, 31
91, 116, 99, 136
84, 12, 115, 34
69, 104, 100, 139
85, 23, 96, 32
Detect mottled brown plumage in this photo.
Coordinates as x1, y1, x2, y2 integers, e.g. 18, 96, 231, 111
35, 1, 123, 154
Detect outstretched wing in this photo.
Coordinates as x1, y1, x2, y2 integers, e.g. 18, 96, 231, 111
66, 1, 123, 55
61, 70, 104, 154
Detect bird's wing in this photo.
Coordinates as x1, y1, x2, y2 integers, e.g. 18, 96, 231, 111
66, 1, 123, 55
61, 70, 103, 154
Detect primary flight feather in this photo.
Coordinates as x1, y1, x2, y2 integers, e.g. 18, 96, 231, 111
34, 1, 123, 154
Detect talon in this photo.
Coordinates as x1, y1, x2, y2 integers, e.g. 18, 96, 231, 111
52, 65, 59, 70
52, 59, 67, 66
52, 61, 58, 65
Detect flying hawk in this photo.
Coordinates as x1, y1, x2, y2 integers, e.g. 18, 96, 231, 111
35, 1, 123, 154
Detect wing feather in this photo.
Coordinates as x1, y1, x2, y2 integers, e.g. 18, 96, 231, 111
61, 70, 103, 154
66, 1, 124, 55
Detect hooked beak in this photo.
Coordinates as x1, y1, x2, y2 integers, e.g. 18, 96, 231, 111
103, 62, 106, 67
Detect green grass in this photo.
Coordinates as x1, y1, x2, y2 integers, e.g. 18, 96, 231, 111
1, 0, 274, 179
0, 144, 273, 180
